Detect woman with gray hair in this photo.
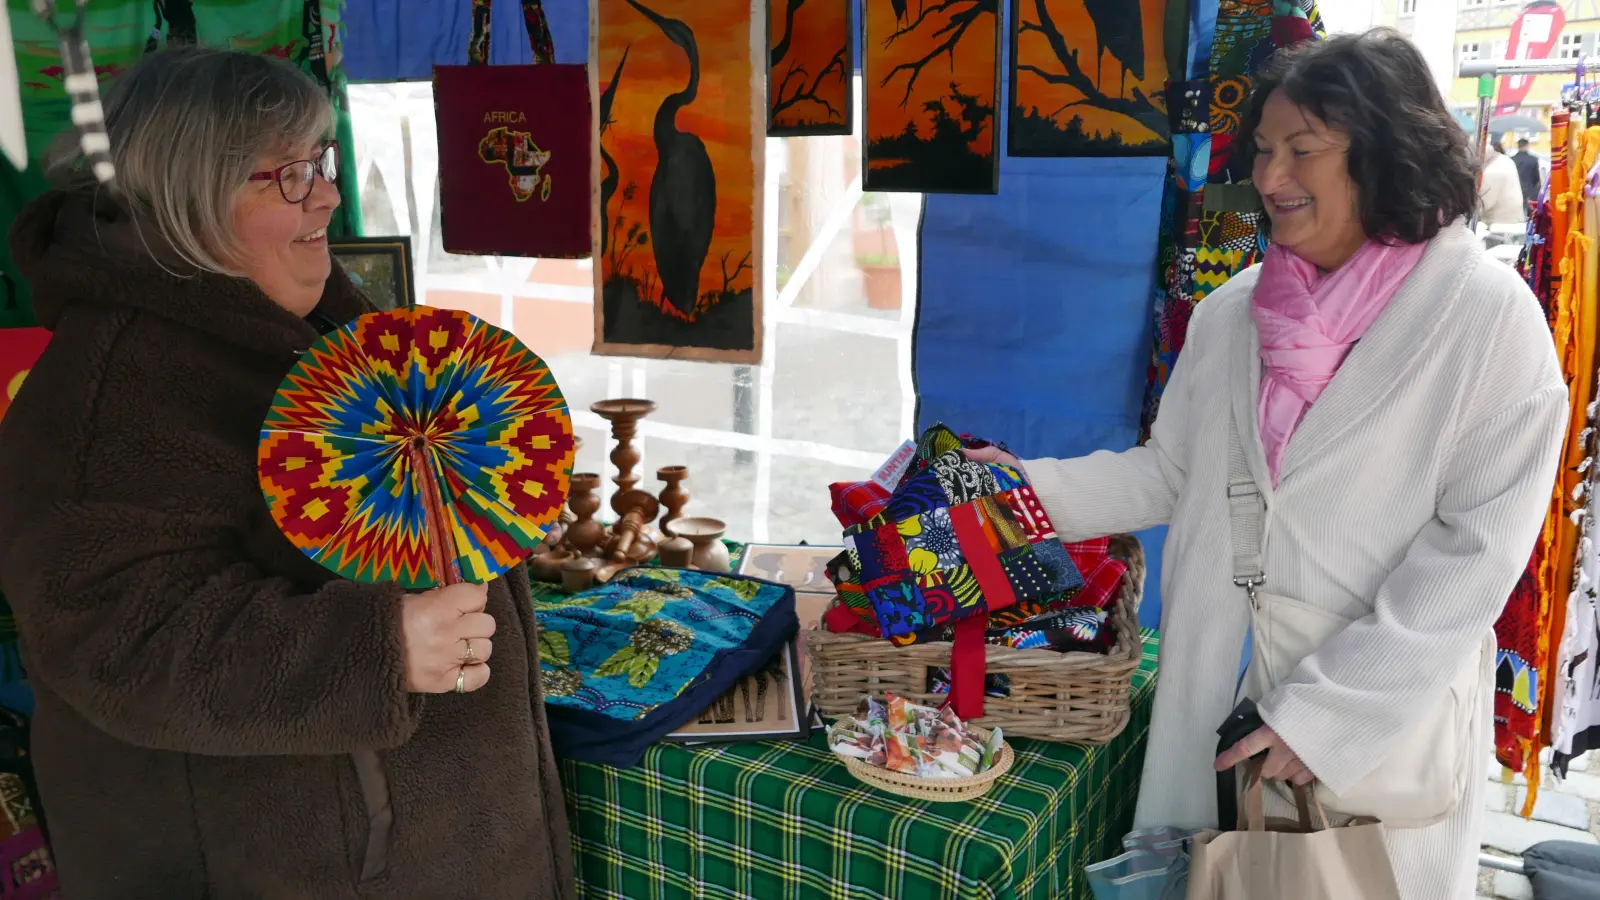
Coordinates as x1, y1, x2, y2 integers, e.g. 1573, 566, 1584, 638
0, 48, 572, 898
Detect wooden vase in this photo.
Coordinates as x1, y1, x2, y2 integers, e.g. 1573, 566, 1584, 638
565, 473, 607, 554
658, 535, 694, 568
656, 465, 689, 536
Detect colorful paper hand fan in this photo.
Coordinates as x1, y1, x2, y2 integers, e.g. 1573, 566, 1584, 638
258, 307, 575, 589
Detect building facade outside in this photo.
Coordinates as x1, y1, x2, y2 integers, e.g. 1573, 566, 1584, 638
1378, 0, 1600, 152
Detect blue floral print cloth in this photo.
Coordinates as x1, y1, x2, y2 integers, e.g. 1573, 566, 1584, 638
538, 567, 797, 766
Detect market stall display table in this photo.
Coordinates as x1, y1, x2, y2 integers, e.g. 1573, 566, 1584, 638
541, 559, 1158, 900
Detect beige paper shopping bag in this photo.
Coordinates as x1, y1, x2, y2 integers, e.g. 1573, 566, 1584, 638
1187, 761, 1401, 900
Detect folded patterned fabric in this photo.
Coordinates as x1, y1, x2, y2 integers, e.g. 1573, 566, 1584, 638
987, 607, 1111, 652
823, 537, 1125, 641
538, 568, 798, 767
929, 669, 1014, 699
834, 424, 1085, 646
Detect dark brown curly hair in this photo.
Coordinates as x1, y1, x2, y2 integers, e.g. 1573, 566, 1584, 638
1239, 28, 1479, 245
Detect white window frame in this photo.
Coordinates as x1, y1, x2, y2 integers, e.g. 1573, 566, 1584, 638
1460, 42, 1482, 62
1561, 33, 1586, 60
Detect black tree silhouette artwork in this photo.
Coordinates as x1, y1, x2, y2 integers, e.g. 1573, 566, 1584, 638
768, 0, 853, 136
1008, 0, 1171, 157
864, 0, 1001, 193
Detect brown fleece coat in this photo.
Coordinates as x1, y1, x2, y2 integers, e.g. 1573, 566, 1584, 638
0, 191, 574, 899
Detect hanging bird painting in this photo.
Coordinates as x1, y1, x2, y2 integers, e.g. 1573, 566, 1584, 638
595, 0, 761, 364
1008, 0, 1174, 157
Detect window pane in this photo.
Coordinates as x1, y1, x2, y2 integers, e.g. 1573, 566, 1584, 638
347, 76, 918, 545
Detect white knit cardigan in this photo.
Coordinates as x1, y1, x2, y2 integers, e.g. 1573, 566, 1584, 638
1024, 223, 1567, 899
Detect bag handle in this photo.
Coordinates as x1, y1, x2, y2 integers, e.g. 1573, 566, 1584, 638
467, 0, 556, 66
1239, 758, 1330, 833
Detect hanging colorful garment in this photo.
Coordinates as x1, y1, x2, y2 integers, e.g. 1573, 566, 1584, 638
537, 567, 797, 767
1498, 186, 1558, 780
1543, 124, 1600, 753
1554, 437, 1600, 777
2, 0, 364, 323
1140, 0, 1324, 437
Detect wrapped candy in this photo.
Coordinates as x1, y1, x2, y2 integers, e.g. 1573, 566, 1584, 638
828, 692, 1003, 781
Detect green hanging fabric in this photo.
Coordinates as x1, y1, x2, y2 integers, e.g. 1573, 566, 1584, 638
0, 0, 365, 324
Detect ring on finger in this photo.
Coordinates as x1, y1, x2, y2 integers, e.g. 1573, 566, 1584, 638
459, 638, 477, 665
455, 668, 467, 694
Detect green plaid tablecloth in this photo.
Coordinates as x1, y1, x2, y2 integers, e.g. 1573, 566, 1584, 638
558, 632, 1159, 900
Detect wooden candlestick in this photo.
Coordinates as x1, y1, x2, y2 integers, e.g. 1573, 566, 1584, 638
565, 473, 607, 555
590, 399, 657, 517
604, 490, 660, 563
656, 465, 689, 536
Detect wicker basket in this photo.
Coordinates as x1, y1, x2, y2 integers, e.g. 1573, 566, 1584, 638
831, 718, 1015, 802
808, 534, 1145, 744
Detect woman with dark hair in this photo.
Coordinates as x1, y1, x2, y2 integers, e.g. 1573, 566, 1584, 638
972, 29, 1564, 897
0, 48, 572, 897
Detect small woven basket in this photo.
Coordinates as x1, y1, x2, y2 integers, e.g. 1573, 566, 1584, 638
831, 717, 1014, 802
808, 534, 1145, 744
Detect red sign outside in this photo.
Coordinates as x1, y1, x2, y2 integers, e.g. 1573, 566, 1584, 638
1496, 0, 1568, 116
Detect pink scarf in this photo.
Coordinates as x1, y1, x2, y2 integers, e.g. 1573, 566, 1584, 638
1252, 239, 1426, 485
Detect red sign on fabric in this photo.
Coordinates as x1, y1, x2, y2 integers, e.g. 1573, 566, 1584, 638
433, 63, 593, 258
1496, 1, 1567, 116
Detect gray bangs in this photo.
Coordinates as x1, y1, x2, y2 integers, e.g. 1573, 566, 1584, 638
49, 47, 333, 275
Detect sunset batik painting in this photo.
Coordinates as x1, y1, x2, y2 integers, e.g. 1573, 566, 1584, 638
862, 0, 1001, 194
1008, 0, 1177, 157
768, 0, 853, 136
593, 0, 763, 363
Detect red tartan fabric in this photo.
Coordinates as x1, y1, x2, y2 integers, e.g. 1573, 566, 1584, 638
1059, 537, 1126, 612
829, 479, 891, 528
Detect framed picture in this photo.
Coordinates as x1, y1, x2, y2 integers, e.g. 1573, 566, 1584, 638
862, 0, 1001, 194
737, 543, 841, 595
738, 543, 842, 723
767, 0, 853, 137
329, 236, 416, 311
592, 0, 764, 363
665, 640, 810, 744
1007, 0, 1180, 157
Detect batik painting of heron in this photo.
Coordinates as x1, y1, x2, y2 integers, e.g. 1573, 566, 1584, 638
595, 0, 759, 361
1008, 0, 1173, 157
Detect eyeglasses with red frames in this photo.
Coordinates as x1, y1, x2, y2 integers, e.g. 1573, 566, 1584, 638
249, 143, 339, 204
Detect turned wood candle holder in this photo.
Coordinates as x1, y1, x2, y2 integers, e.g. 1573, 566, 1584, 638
672, 516, 730, 573
564, 473, 607, 555
590, 398, 657, 517
656, 465, 689, 536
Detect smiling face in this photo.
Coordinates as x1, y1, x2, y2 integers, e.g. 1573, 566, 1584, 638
1251, 90, 1367, 271
231, 140, 342, 317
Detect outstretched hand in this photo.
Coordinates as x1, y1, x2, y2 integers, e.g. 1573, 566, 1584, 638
1214, 724, 1314, 786
963, 445, 1021, 469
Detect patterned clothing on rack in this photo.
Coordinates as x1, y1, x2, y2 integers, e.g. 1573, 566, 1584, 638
1502, 181, 1559, 779
1141, 0, 1324, 438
